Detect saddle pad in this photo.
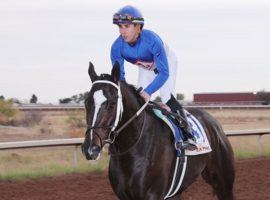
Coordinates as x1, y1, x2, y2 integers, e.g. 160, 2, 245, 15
185, 111, 212, 156
153, 108, 212, 156
152, 109, 183, 142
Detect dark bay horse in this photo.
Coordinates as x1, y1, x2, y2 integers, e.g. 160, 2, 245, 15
81, 62, 235, 200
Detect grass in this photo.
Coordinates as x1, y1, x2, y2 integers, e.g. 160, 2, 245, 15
0, 164, 73, 181
0, 141, 269, 181
234, 149, 270, 159
0, 146, 109, 181
229, 135, 270, 159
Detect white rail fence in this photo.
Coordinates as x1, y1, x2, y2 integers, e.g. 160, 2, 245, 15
16, 104, 270, 111
0, 129, 270, 170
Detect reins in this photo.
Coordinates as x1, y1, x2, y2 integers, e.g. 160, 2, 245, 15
109, 108, 146, 156
104, 100, 149, 144
86, 79, 149, 156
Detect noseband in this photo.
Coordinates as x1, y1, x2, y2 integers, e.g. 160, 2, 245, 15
86, 80, 123, 147
86, 80, 148, 150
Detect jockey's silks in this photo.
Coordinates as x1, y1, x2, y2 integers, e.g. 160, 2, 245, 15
111, 29, 169, 95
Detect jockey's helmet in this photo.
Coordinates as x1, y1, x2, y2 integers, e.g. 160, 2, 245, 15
113, 5, 144, 26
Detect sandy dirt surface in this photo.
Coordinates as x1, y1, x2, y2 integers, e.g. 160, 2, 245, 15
0, 157, 269, 200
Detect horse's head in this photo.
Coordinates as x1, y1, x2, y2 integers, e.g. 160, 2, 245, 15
81, 62, 123, 160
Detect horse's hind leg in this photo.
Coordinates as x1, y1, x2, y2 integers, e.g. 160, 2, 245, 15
202, 149, 235, 200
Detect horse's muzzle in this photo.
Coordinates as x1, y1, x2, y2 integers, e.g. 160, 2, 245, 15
81, 143, 101, 160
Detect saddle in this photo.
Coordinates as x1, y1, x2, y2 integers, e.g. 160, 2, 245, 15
148, 102, 212, 199
148, 101, 212, 156
148, 102, 187, 156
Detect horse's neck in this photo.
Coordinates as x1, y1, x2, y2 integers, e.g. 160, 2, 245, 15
113, 85, 146, 151
120, 84, 142, 119
114, 84, 170, 156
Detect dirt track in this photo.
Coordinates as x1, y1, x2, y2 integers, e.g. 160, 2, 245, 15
0, 157, 270, 200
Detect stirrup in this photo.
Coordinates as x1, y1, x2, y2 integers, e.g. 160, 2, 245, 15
176, 139, 198, 151
183, 139, 198, 151
175, 115, 186, 128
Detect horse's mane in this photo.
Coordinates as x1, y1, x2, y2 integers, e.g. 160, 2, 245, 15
98, 73, 145, 106
120, 81, 145, 105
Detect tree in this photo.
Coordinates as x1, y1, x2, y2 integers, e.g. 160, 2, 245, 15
256, 90, 270, 105
72, 92, 89, 103
176, 93, 185, 101
153, 96, 161, 103
60, 92, 89, 104
30, 94, 38, 104
10, 98, 21, 104
0, 99, 18, 125
59, 98, 72, 104
0, 95, 4, 100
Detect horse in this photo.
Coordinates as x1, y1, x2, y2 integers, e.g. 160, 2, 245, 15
81, 62, 235, 200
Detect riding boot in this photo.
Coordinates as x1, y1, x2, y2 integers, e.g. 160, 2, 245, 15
166, 95, 197, 150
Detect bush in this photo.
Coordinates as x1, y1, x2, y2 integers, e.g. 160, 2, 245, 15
66, 112, 86, 137
0, 99, 19, 125
20, 111, 44, 127
66, 112, 85, 129
256, 90, 270, 105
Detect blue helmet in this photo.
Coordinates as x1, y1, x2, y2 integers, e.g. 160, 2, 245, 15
113, 5, 144, 26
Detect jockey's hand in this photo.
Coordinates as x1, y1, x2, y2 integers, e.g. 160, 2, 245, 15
157, 102, 171, 112
139, 90, 151, 102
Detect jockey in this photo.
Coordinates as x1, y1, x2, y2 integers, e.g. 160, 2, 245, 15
110, 5, 197, 150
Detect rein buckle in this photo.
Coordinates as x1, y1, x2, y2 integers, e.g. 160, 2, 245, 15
104, 130, 119, 144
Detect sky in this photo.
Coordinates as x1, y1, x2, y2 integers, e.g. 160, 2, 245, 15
1, 0, 270, 103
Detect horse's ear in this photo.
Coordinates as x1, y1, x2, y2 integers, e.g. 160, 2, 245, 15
111, 61, 120, 82
88, 62, 98, 82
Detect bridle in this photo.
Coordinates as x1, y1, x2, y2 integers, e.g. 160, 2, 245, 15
85, 80, 148, 153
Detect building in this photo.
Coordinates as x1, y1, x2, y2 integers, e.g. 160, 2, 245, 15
193, 92, 260, 104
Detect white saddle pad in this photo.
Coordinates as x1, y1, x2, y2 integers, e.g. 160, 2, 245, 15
185, 111, 212, 156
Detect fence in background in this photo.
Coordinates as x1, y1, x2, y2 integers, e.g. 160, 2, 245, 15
16, 104, 270, 111
0, 129, 270, 170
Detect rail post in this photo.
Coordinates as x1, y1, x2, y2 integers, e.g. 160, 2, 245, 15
72, 145, 78, 171
257, 135, 263, 157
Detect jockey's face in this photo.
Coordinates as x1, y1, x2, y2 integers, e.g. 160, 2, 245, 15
118, 23, 141, 43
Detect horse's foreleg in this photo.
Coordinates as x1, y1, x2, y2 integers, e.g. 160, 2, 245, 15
144, 194, 182, 200
165, 194, 182, 200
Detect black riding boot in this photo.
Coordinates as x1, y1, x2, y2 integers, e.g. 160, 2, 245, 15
166, 95, 197, 150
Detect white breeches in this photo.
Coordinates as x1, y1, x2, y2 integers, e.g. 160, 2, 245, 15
137, 44, 178, 103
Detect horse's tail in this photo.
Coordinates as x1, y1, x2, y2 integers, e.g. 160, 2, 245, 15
200, 110, 235, 200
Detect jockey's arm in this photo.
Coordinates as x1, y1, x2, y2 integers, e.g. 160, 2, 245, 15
143, 41, 169, 96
